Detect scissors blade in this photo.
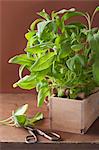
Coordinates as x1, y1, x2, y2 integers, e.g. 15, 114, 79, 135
36, 129, 61, 141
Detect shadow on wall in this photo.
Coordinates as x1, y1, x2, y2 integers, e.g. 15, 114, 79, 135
0, 0, 99, 93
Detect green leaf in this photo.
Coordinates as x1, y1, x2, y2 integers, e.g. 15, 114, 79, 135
15, 115, 27, 126
25, 45, 47, 54
95, 6, 99, 12
11, 104, 28, 127
71, 44, 83, 52
30, 52, 56, 71
25, 42, 54, 54
13, 69, 49, 90
19, 65, 26, 79
93, 62, 99, 84
36, 80, 48, 92
68, 22, 86, 29
29, 112, 43, 123
14, 104, 28, 116
59, 40, 71, 58
13, 75, 37, 90
37, 86, 50, 107
37, 21, 50, 37
25, 31, 36, 40
8, 54, 34, 66
55, 8, 75, 15
37, 9, 50, 20
66, 57, 75, 71
88, 32, 99, 57
26, 36, 38, 47
62, 11, 84, 23
30, 18, 43, 31
66, 55, 85, 71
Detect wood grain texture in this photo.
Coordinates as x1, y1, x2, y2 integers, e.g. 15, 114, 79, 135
0, 93, 99, 145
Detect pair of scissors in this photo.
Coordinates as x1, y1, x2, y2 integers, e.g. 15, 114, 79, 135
24, 126, 61, 143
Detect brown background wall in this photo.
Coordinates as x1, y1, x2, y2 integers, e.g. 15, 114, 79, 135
0, 0, 99, 93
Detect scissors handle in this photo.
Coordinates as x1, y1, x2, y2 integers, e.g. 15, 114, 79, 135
25, 129, 37, 143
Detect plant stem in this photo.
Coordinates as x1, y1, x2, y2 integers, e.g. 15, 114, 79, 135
0, 121, 15, 127
90, 9, 97, 27
0, 116, 12, 123
84, 13, 91, 30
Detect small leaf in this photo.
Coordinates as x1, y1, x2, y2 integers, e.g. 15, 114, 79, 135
25, 31, 36, 40
8, 54, 34, 66
29, 112, 43, 123
93, 62, 99, 84
88, 32, 99, 56
30, 18, 43, 31
19, 65, 26, 79
30, 52, 56, 71
37, 20, 51, 37
15, 115, 27, 126
62, 11, 84, 23
66, 57, 75, 71
13, 75, 37, 90
14, 104, 28, 116
71, 44, 83, 52
59, 40, 71, 58
36, 80, 48, 92
95, 6, 99, 12
55, 8, 75, 15
25, 45, 47, 54
25, 42, 54, 54
13, 69, 49, 90
66, 55, 85, 71
37, 9, 50, 20
38, 86, 50, 107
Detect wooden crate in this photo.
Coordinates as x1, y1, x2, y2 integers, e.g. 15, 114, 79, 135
49, 92, 99, 134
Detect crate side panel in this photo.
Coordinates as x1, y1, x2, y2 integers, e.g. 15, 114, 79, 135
83, 92, 99, 131
50, 97, 82, 133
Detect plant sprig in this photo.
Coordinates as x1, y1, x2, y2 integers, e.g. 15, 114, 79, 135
0, 104, 43, 127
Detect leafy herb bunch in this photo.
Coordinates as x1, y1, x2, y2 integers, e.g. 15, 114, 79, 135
9, 7, 99, 106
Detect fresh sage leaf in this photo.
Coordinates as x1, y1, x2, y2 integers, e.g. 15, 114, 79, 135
30, 52, 56, 71
14, 104, 28, 116
30, 18, 43, 31
37, 21, 51, 37
62, 11, 84, 23
29, 112, 43, 124
25, 31, 36, 40
8, 54, 34, 66
55, 8, 75, 15
15, 115, 27, 126
71, 44, 83, 52
93, 62, 99, 84
95, 6, 99, 12
38, 86, 50, 107
19, 65, 26, 79
37, 9, 50, 20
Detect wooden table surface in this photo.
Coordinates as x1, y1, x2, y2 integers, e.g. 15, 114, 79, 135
0, 94, 99, 150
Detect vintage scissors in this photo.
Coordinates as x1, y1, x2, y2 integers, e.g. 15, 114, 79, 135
24, 126, 61, 143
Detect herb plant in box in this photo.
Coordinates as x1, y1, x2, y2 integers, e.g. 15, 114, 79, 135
9, 7, 99, 134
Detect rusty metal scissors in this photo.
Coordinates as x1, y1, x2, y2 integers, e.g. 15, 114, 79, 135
24, 126, 61, 143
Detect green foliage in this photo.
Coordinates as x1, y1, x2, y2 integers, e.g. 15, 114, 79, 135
9, 7, 99, 106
